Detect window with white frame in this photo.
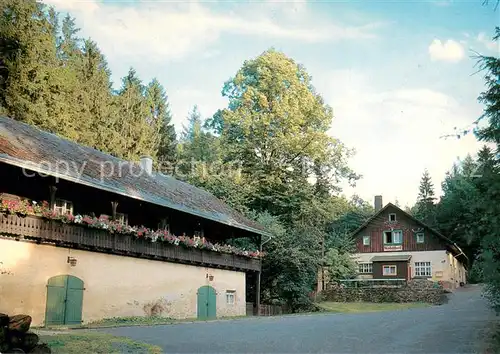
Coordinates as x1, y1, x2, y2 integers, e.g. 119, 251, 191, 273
362, 235, 370, 246
54, 199, 73, 216
389, 213, 397, 222
384, 230, 403, 244
382, 265, 397, 276
416, 233, 425, 243
226, 290, 236, 305
414, 262, 432, 277
358, 263, 373, 274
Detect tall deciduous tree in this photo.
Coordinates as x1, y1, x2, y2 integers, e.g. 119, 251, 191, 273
205, 49, 359, 309
324, 248, 357, 281
207, 49, 358, 216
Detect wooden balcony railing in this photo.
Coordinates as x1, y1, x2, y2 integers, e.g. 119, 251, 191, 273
0, 214, 261, 272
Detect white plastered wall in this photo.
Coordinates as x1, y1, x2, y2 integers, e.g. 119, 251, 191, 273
353, 250, 466, 287
0, 238, 246, 326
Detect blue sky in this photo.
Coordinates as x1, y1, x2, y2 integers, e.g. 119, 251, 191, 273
44, 0, 499, 208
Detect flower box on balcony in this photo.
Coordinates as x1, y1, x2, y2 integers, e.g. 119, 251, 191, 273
0, 214, 261, 272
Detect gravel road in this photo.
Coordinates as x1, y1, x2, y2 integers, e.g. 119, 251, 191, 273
101, 285, 495, 353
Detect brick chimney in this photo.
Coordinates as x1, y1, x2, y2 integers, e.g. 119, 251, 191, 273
374, 195, 383, 212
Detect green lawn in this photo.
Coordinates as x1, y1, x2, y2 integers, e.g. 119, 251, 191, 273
317, 301, 431, 313
39, 332, 162, 354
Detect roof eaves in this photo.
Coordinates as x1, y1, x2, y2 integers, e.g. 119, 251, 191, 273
370, 255, 412, 262
349, 203, 392, 237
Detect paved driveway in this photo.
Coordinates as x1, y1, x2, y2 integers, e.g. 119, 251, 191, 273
101, 286, 496, 353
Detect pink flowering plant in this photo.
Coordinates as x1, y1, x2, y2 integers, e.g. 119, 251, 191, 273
0, 197, 263, 258
0, 199, 44, 216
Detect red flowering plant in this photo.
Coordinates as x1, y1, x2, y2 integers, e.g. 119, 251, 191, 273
1, 199, 29, 216
136, 226, 149, 238
2, 198, 52, 216
0, 197, 263, 258
58, 213, 75, 224
41, 209, 58, 219
109, 221, 123, 233
80, 215, 97, 227
196, 237, 215, 251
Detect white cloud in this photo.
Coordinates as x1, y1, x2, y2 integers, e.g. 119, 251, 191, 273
262, 0, 309, 20
42, 0, 384, 62
202, 49, 221, 60
476, 32, 498, 52
428, 39, 465, 63
461, 31, 498, 54
318, 69, 482, 208
168, 88, 227, 132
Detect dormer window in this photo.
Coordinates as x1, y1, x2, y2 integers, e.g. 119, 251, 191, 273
389, 213, 397, 222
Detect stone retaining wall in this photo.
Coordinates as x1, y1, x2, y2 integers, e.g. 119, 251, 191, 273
322, 279, 448, 305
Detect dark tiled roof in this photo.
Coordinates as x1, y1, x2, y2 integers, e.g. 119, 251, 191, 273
0, 117, 269, 236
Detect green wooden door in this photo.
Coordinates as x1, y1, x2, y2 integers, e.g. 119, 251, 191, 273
64, 276, 84, 325
45, 275, 84, 326
45, 276, 67, 325
197, 286, 216, 320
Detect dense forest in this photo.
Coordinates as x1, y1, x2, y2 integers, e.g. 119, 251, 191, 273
0, 0, 498, 312
410, 27, 499, 311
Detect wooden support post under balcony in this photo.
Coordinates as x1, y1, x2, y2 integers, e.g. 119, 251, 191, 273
255, 233, 262, 316
48, 185, 57, 209
111, 201, 118, 220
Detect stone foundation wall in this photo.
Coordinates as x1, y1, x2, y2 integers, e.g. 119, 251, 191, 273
322, 279, 447, 305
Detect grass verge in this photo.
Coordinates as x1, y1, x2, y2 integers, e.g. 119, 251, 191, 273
84, 315, 248, 328
39, 332, 162, 354
85, 316, 181, 328
482, 321, 500, 354
317, 301, 431, 313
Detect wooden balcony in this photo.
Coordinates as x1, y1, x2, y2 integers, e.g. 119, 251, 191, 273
0, 214, 261, 272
